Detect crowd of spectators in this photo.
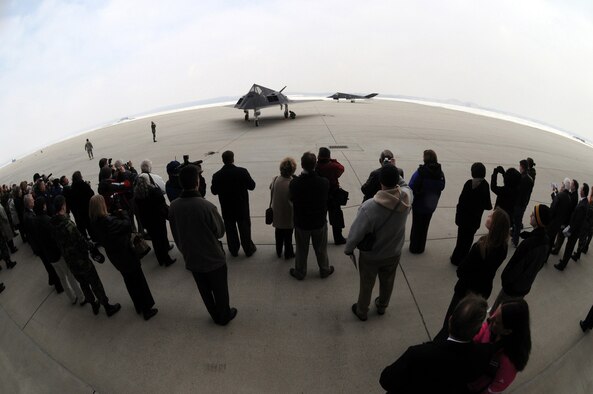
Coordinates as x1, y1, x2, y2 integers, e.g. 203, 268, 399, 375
1, 142, 593, 393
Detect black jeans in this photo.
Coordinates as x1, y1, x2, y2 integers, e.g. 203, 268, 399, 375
275, 228, 294, 258
558, 234, 579, 268
40, 255, 63, 292
146, 219, 171, 265
121, 265, 155, 314
73, 265, 109, 305
409, 212, 433, 254
192, 265, 231, 325
223, 216, 255, 255
434, 291, 463, 342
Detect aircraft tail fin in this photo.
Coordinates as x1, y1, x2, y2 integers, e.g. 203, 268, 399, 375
365, 93, 378, 99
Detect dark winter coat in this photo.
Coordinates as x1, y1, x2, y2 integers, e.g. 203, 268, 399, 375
361, 165, 405, 202
50, 214, 93, 275
316, 158, 344, 192
408, 162, 445, 215
500, 227, 549, 297
70, 180, 95, 225
517, 172, 534, 208
490, 169, 520, 218
454, 241, 508, 299
549, 190, 572, 230
30, 213, 61, 263
92, 213, 140, 274
455, 179, 492, 230
567, 198, 589, 237
211, 164, 255, 220
289, 171, 329, 230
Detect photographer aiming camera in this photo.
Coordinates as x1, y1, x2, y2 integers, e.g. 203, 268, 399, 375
166, 155, 206, 202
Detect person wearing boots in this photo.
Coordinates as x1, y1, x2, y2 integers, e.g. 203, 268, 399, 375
316, 147, 347, 245
50, 196, 121, 317
90, 195, 158, 320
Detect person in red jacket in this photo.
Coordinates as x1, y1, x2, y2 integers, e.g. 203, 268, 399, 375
316, 147, 346, 244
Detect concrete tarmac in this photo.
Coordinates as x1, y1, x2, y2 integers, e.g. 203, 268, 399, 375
1, 99, 593, 393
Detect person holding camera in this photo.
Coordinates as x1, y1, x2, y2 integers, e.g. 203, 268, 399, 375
490, 165, 521, 220
345, 165, 412, 321
361, 150, 405, 202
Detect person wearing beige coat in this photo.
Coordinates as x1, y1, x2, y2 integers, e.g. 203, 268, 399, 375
270, 157, 297, 259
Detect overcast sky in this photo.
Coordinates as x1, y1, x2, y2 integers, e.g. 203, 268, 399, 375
1, 0, 592, 164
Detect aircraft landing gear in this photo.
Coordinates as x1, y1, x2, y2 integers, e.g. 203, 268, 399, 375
289, 111, 296, 119
244, 110, 249, 121
284, 104, 289, 119
254, 110, 260, 127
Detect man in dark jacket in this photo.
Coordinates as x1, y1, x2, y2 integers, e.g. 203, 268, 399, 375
28, 198, 64, 293
289, 152, 333, 280
573, 191, 593, 260
211, 151, 256, 257
69, 171, 95, 239
450, 162, 492, 265
360, 149, 405, 202
555, 183, 589, 271
548, 178, 572, 254
552, 179, 579, 254
491, 204, 551, 311
380, 294, 493, 394
512, 160, 534, 247
169, 164, 237, 325
316, 147, 346, 244
408, 149, 445, 254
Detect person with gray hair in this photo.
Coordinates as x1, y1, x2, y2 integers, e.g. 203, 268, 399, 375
548, 177, 572, 255
135, 159, 175, 267
361, 150, 405, 202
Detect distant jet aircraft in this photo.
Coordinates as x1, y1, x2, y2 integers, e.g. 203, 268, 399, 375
328, 92, 378, 103
234, 84, 296, 127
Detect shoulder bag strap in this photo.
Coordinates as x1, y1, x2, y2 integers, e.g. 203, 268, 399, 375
269, 176, 278, 208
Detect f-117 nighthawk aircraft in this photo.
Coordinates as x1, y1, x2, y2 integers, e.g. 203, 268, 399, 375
234, 84, 298, 127
328, 92, 378, 103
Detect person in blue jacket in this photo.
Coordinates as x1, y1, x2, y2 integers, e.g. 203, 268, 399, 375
408, 149, 445, 254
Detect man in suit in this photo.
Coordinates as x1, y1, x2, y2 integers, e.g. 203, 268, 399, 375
211, 151, 257, 257
379, 294, 493, 394
289, 152, 333, 280
555, 183, 590, 271
548, 178, 572, 255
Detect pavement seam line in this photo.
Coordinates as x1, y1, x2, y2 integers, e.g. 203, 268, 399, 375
22, 289, 53, 331
399, 263, 433, 341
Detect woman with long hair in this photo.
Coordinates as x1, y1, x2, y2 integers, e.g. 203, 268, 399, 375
89, 195, 158, 321
469, 299, 531, 393
434, 208, 510, 342
270, 157, 297, 259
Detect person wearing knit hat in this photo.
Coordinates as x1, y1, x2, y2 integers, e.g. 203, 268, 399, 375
491, 204, 551, 313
